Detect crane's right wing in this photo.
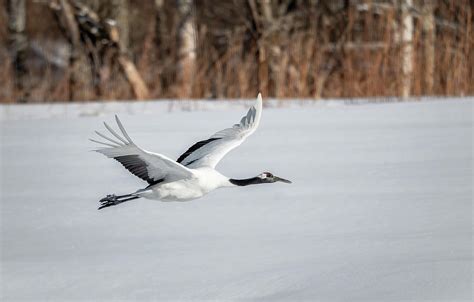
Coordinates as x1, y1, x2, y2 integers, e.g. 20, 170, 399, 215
90, 115, 194, 185
176, 93, 263, 168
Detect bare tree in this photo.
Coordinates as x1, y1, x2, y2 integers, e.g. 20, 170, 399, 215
52, 0, 148, 100
401, 0, 414, 98
58, 0, 95, 101
422, 0, 436, 94
101, 0, 129, 53
248, 0, 268, 96
104, 0, 149, 99
177, 0, 196, 97
7, 0, 28, 102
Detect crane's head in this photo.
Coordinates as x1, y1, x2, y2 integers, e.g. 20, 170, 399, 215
229, 172, 292, 186
257, 172, 292, 184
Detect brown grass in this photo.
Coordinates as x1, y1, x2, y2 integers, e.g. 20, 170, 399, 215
0, 1, 472, 103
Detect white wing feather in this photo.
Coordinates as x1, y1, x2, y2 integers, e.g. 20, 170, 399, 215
91, 115, 194, 184
178, 93, 263, 168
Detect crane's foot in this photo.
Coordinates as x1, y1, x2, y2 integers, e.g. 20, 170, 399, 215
98, 194, 140, 210
98, 194, 119, 210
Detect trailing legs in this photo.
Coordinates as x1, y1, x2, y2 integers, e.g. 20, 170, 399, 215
98, 194, 139, 210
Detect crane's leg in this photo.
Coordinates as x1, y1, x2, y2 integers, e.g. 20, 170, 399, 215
98, 194, 139, 210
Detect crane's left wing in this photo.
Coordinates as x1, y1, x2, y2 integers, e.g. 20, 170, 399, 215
91, 115, 194, 185
177, 93, 263, 168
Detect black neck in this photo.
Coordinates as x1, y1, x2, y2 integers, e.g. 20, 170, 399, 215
229, 177, 264, 186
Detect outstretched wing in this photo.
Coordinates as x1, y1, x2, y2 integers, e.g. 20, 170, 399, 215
177, 93, 263, 168
90, 115, 194, 185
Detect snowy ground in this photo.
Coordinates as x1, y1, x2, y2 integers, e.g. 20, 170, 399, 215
1, 99, 472, 301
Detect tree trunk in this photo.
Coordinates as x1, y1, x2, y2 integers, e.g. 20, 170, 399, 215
102, 0, 140, 99
154, 0, 166, 52
260, 0, 276, 97
7, 0, 28, 102
177, 0, 196, 98
248, 0, 269, 96
422, 0, 436, 95
102, 0, 129, 53
401, 0, 414, 99
117, 56, 149, 100
59, 0, 95, 101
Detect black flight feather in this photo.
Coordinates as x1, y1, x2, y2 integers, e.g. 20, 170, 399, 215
114, 155, 163, 185
176, 137, 221, 165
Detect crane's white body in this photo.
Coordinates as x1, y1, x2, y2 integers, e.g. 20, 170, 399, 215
91, 94, 264, 203
137, 168, 232, 201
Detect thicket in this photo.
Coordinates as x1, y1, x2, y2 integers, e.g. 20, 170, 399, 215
1, 0, 472, 103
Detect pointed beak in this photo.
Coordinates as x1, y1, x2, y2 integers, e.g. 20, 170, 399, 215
274, 176, 292, 184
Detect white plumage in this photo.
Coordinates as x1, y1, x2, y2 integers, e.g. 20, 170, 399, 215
91, 93, 291, 209
178, 96, 262, 168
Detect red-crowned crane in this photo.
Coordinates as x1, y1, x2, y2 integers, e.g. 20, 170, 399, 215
90, 93, 291, 209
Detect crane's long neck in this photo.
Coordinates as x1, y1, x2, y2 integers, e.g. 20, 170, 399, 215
229, 177, 264, 186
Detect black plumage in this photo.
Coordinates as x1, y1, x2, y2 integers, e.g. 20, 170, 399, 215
114, 155, 163, 185
176, 137, 221, 165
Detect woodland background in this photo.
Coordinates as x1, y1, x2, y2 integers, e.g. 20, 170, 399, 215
1, 0, 473, 103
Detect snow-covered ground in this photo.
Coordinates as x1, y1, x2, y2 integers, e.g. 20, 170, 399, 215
1, 99, 472, 301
